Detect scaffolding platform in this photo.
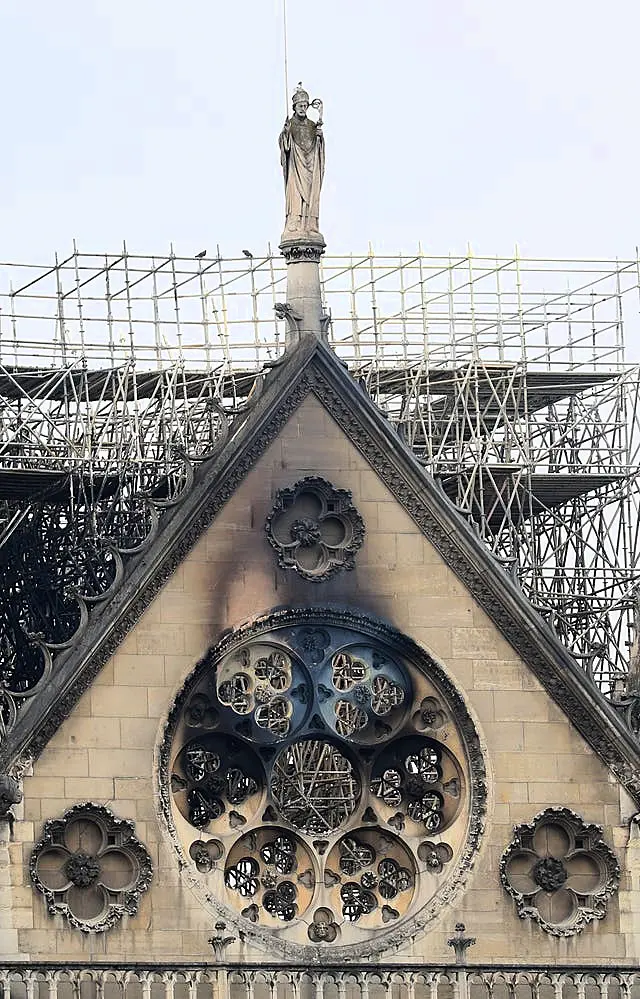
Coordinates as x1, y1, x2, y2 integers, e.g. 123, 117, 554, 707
0, 246, 639, 693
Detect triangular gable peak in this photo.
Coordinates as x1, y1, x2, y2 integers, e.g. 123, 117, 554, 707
4, 336, 640, 805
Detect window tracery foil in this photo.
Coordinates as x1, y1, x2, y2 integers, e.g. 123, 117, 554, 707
160, 607, 486, 960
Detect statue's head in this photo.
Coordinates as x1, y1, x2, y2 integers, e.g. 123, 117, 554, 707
0, 775, 21, 817
292, 83, 310, 119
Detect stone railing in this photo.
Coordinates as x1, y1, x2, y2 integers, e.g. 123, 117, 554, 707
1, 966, 640, 999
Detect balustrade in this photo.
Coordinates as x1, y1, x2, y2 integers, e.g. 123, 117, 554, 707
1, 967, 639, 999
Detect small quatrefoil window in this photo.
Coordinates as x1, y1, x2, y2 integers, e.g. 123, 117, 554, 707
500, 807, 620, 936
265, 478, 365, 581
30, 803, 152, 933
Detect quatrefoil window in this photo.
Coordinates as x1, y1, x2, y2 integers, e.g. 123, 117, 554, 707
30, 803, 152, 932
265, 478, 365, 581
500, 807, 620, 936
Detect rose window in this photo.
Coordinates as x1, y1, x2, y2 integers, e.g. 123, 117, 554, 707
161, 607, 485, 960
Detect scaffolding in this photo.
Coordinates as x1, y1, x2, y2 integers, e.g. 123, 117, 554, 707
1, 246, 639, 702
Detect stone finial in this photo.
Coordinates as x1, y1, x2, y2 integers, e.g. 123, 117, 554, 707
447, 922, 476, 965
208, 921, 236, 961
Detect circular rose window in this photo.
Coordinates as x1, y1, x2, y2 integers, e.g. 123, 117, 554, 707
159, 608, 486, 959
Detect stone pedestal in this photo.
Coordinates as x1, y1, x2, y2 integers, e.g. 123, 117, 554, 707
279, 234, 327, 347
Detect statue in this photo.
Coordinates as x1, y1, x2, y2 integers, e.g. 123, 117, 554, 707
279, 83, 325, 240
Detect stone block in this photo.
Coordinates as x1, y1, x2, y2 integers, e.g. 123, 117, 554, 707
23, 800, 41, 821
164, 654, 197, 686
493, 689, 549, 722
454, 630, 501, 660
495, 781, 529, 804
12, 821, 33, 841
92, 660, 115, 686
439, 657, 472, 690
163, 565, 185, 591
24, 776, 65, 799
527, 781, 580, 806
396, 533, 425, 564
148, 686, 172, 718
11, 908, 34, 929
409, 595, 474, 627
282, 437, 348, 470
36, 748, 88, 777
359, 533, 397, 567
409, 627, 452, 661
377, 502, 418, 534
71, 689, 92, 716
466, 688, 494, 721
62, 716, 121, 749
114, 652, 166, 686
64, 777, 115, 800
88, 748, 151, 779
136, 625, 186, 656
524, 722, 587, 755
182, 623, 212, 658
91, 685, 147, 719
579, 780, 620, 805
358, 469, 395, 503
493, 752, 558, 781
160, 593, 218, 625
120, 717, 161, 749
473, 659, 523, 689
483, 721, 524, 752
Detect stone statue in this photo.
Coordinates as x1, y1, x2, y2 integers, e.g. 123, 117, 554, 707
279, 83, 325, 240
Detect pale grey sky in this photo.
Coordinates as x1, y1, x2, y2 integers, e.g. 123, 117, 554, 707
1, 0, 638, 261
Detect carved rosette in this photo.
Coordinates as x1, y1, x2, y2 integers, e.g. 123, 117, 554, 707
265, 478, 365, 581
30, 803, 153, 932
500, 807, 620, 936
159, 606, 487, 961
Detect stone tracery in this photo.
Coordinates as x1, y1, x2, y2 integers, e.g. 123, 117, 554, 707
160, 607, 486, 960
500, 807, 620, 936
30, 803, 152, 932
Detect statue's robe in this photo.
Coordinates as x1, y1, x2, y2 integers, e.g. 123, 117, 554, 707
279, 115, 325, 236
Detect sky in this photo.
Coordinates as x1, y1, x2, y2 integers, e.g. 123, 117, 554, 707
0, 0, 639, 262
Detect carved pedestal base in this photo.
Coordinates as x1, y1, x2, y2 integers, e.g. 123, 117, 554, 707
278, 234, 328, 345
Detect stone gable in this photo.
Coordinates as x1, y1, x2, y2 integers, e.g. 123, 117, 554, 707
5, 391, 636, 965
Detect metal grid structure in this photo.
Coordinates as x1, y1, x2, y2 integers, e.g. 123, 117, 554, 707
1, 246, 640, 694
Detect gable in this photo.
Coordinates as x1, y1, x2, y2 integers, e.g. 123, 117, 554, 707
14, 384, 637, 963
3, 338, 639, 810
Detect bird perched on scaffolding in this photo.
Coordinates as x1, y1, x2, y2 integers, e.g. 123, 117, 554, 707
195, 250, 207, 259
242, 249, 253, 259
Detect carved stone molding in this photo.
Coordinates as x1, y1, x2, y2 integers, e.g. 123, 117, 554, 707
280, 242, 326, 263
30, 802, 153, 932
265, 477, 365, 580
500, 806, 620, 936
